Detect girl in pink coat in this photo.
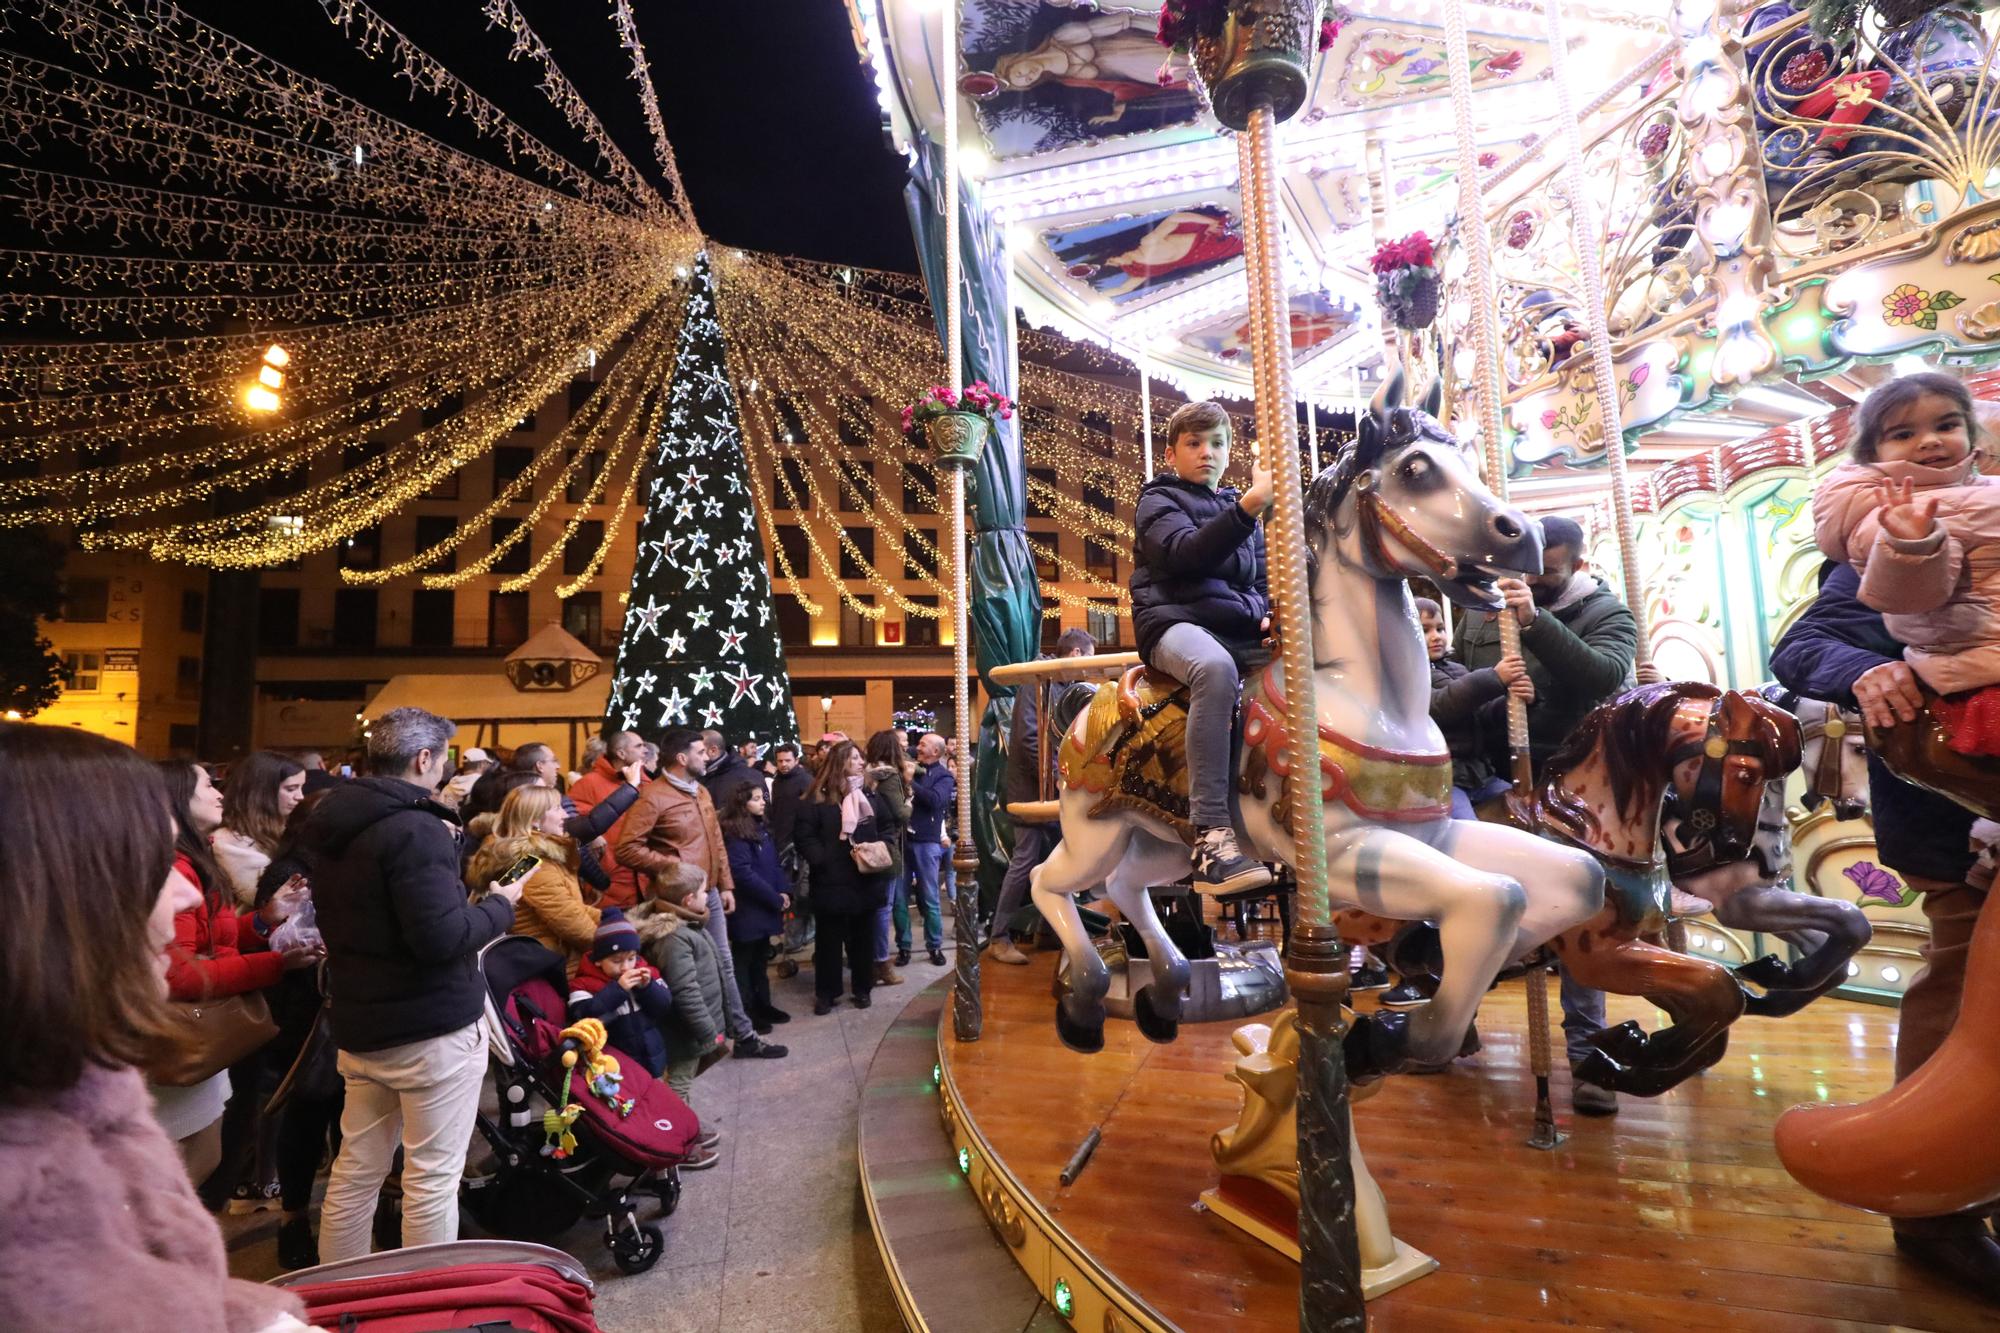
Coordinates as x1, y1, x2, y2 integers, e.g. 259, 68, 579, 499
1813, 371, 2000, 755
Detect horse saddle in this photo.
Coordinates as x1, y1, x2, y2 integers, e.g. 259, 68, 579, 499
1058, 664, 1198, 842
1867, 688, 2000, 822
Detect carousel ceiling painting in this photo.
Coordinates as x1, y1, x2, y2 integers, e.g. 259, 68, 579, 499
854, 0, 2000, 496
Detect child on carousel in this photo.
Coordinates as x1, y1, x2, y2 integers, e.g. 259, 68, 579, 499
1813, 370, 2000, 756
1415, 597, 1534, 818
1131, 401, 1275, 892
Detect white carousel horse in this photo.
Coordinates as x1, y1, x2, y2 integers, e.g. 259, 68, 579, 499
1031, 374, 1607, 1076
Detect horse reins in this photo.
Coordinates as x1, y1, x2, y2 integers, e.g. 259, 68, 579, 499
1354, 472, 1463, 585
1800, 705, 1858, 809
1662, 697, 1762, 873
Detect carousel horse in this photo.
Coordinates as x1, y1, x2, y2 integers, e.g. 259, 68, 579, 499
1033, 373, 1607, 1078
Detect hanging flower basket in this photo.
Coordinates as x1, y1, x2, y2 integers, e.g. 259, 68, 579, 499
1370, 231, 1440, 331
1157, 1, 1342, 133
904, 381, 1012, 472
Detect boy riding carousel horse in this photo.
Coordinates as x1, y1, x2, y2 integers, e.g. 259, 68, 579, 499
1130, 401, 1276, 894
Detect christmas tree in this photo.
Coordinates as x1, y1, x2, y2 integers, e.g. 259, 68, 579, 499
603, 252, 799, 750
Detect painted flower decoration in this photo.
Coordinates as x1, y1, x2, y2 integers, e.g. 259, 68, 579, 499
1844, 860, 1908, 906
1505, 211, 1533, 250
1404, 57, 1441, 76
1485, 49, 1524, 76
1628, 362, 1651, 389
1882, 283, 1963, 330
1638, 122, 1672, 160
1366, 47, 1406, 72
1540, 408, 1560, 430
1781, 49, 1830, 91
1477, 151, 1499, 169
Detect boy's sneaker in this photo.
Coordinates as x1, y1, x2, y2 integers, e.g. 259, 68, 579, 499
732, 1034, 788, 1059
1192, 827, 1272, 894
695, 1127, 721, 1150
1350, 964, 1391, 992
1380, 978, 1434, 1008
680, 1142, 721, 1170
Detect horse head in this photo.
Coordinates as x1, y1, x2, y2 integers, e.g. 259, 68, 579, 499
1664, 689, 1803, 873
1761, 685, 1870, 821
1305, 367, 1542, 611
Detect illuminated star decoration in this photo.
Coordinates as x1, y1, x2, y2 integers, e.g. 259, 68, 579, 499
631, 597, 666, 637
685, 559, 710, 589
723, 667, 763, 706
719, 626, 747, 654
726, 594, 750, 619
689, 606, 713, 629
658, 687, 690, 726
662, 630, 688, 657
700, 702, 725, 729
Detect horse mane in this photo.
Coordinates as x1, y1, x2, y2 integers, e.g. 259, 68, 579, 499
1544, 681, 1722, 823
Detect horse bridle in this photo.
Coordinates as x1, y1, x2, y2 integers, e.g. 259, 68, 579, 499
1801, 705, 1861, 811
1661, 697, 1765, 873
1353, 470, 1464, 585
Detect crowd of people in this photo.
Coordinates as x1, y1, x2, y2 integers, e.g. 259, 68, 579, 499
0, 371, 1993, 1323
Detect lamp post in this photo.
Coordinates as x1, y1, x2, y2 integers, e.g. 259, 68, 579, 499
819, 694, 833, 740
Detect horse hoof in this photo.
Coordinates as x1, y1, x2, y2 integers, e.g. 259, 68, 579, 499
1584, 1019, 1649, 1066
1735, 954, 1792, 989
1343, 1011, 1411, 1084
1132, 986, 1179, 1044
1573, 1049, 1626, 1091
1054, 999, 1105, 1055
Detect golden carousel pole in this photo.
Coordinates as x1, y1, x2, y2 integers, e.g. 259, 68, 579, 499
941, 0, 982, 1043
1203, 4, 1363, 1325
1440, 0, 1563, 1151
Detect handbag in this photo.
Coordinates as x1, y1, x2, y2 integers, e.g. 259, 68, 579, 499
148, 989, 279, 1088
267, 992, 341, 1111
849, 838, 893, 873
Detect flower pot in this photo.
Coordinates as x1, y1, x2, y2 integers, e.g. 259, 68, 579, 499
1190, 0, 1321, 133
922, 410, 991, 470
1399, 272, 1440, 330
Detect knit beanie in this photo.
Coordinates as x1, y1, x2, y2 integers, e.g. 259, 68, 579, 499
590, 907, 642, 960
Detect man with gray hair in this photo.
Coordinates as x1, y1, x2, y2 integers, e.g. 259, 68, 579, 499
305, 706, 524, 1261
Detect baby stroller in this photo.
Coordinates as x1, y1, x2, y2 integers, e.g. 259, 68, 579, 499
463, 936, 698, 1274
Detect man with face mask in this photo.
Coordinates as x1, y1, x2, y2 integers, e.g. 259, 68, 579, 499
1454, 513, 1637, 1116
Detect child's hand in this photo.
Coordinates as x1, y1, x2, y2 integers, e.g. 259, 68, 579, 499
1240, 464, 1274, 516
1508, 674, 1536, 704
781, 893, 792, 911
618, 966, 648, 992
1875, 477, 1940, 542
1494, 654, 1529, 687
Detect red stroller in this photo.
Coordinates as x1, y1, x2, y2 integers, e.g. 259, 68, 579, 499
463, 936, 699, 1273
274, 1239, 598, 1332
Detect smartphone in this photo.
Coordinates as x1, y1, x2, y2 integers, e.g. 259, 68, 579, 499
339, 764, 354, 778
492, 854, 542, 888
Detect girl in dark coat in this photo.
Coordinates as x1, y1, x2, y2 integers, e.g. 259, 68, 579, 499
792, 741, 895, 1014
721, 782, 790, 1032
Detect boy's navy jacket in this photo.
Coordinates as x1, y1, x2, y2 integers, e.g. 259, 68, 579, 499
569, 955, 672, 1079
1130, 475, 1269, 665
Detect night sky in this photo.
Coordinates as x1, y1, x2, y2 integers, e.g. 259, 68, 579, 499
178, 1, 920, 272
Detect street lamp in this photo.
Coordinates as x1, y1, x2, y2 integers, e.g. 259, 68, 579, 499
819, 695, 833, 737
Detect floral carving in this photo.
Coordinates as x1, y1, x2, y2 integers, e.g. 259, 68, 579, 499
1882, 284, 1964, 331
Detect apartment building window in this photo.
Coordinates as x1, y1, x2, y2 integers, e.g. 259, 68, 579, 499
414, 514, 457, 574
903, 528, 938, 581
1085, 537, 1117, 581
1032, 547, 1058, 583
1083, 477, 1118, 517
774, 394, 809, 443
774, 598, 811, 648
776, 525, 811, 578
564, 521, 604, 576
62, 652, 101, 692
565, 450, 606, 504
266, 461, 308, 497
337, 524, 381, 571
839, 460, 874, 511
491, 445, 533, 499
61, 577, 109, 622
258, 588, 300, 649
1027, 467, 1058, 519
421, 392, 464, 429
569, 377, 598, 416
836, 395, 873, 448
839, 594, 877, 647
902, 463, 936, 512
562, 592, 603, 649
775, 457, 811, 509
341, 440, 385, 472
907, 595, 940, 647
333, 588, 378, 650
410, 588, 454, 648
176, 655, 201, 701
424, 469, 461, 501
1087, 606, 1122, 648
489, 519, 530, 576
514, 410, 537, 432
180, 589, 205, 633
838, 527, 873, 580
1040, 615, 1064, 653
488, 591, 530, 648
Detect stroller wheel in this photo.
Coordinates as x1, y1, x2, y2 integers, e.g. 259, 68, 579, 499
610, 1222, 664, 1274
651, 1169, 682, 1217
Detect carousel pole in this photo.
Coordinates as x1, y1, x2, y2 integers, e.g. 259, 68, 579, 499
1221, 15, 1363, 1315
941, 0, 981, 1043
1139, 349, 1155, 475
1440, 0, 1562, 1151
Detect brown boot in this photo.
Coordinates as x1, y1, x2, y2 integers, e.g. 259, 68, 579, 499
875, 960, 905, 986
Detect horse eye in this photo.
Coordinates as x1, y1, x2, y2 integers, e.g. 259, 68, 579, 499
1401, 456, 1433, 483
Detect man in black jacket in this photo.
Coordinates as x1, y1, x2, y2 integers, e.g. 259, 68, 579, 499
989, 629, 1096, 964
699, 728, 763, 812
308, 706, 522, 1262
767, 742, 816, 969
1455, 515, 1638, 1115
1131, 400, 1274, 893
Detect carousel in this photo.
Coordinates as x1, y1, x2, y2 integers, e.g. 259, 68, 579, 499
848, 2, 2000, 1329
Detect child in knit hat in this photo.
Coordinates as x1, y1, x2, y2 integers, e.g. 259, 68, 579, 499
568, 909, 673, 1080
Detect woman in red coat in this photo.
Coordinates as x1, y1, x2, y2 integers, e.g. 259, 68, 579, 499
156, 761, 316, 1206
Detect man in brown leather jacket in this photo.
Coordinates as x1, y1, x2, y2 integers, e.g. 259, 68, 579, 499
617, 727, 787, 1059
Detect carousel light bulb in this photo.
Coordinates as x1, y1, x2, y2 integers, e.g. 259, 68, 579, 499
1892, 354, 1930, 377
261, 344, 290, 368
256, 365, 284, 390
1880, 966, 1902, 983
245, 384, 282, 412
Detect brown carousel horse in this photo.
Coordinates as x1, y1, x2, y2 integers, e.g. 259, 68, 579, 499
1775, 688, 2000, 1219
1341, 681, 1803, 1095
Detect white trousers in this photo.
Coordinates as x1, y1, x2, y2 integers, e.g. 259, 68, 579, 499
319, 1021, 487, 1262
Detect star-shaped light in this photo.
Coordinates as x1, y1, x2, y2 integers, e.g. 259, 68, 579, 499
733, 536, 753, 561
674, 499, 695, 524
722, 667, 763, 706
686, 529, 710, 553
700, 702, 725, 729
634, 669, 658, 696
702, 496, 724, 518
630, 597, 665, 637
690, 667, 716, 692
658, 688, 690, 726
719, 626, 748, 654
685, 559, 710, 589
678, 466, 708, 495
662, 630, 688, 658
758, 601, 770, 626
715, 541, 735, 565
689, 606, 713, 629
737, 567, 756, 590
726, 594, 750, 619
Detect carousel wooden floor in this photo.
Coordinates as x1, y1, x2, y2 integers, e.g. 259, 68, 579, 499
942, 952, 1996, 1332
